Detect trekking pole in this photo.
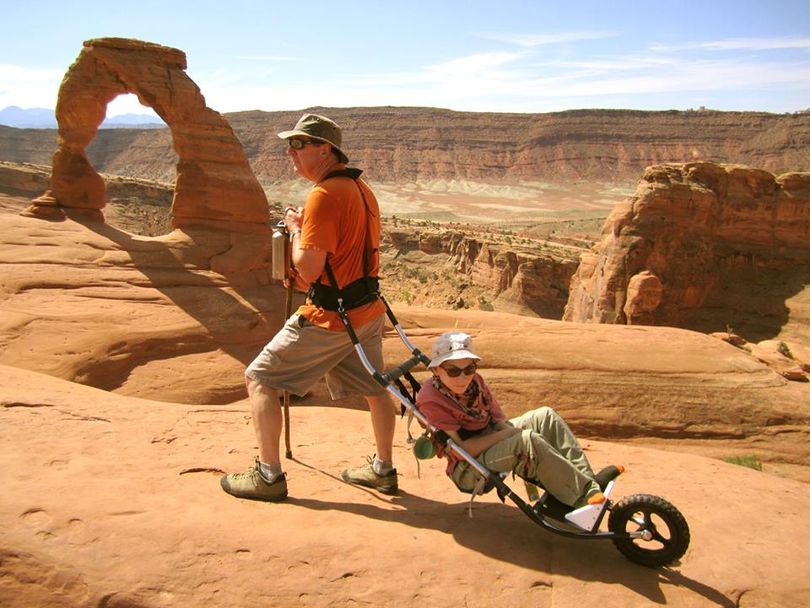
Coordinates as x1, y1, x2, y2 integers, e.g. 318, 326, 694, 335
272, 220, 294, 459
282, 277, 293, 459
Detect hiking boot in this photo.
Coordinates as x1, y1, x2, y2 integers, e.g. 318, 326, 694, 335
341, 457, 398, 495
221, 458, 288, 502
595, 464, 625, 490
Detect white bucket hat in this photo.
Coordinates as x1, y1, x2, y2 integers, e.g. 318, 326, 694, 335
428, 332, 481, 368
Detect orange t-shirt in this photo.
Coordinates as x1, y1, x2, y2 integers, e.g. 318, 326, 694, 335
296, 173, 385, 331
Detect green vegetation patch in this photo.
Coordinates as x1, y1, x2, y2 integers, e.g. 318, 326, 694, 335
723, 455, 763, 471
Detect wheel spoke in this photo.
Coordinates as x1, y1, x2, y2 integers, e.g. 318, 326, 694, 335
630, 513, 646, 527
650, 528, 669, 545
641, 507, 671, 544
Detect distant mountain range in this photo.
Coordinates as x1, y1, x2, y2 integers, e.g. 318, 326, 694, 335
0, 106, 165, 129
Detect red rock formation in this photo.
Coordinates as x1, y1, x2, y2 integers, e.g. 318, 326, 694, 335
386, 228, 578, 317
24, 38, 268, 232
5, 107, 810, 187
564, 162, 810, 343
623, 270, 664, 325
228, 107, 810, 184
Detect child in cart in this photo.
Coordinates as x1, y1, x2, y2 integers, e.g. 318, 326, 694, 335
417, 332, 618, 511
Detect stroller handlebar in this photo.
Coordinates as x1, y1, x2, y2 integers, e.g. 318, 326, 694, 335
381, 354, 426, 384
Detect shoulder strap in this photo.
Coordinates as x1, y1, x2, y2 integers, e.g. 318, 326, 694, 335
319, 168, 375, 289
321, 167, 363, 181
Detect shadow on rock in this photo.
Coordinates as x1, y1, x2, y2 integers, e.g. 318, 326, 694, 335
284, 458, 733, 607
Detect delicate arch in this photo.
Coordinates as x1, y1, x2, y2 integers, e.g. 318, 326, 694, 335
29, 37, 268, 231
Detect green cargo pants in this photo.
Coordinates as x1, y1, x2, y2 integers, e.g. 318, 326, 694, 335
450, 406, 600, 506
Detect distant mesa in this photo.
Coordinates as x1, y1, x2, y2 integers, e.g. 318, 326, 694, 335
3, 102, 810, 189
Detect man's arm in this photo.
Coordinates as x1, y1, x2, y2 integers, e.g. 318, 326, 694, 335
291, 239, 327, 285
284, 207, 327, 288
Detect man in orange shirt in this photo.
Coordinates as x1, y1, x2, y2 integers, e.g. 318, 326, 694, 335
221, 114, 398, 501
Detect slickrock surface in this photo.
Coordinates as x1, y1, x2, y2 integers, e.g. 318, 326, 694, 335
2, 365, 810, 608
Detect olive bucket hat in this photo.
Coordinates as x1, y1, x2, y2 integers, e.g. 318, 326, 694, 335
277, 113, 349, 164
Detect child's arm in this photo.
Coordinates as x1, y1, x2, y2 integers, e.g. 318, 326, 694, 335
444, 426, 520, 458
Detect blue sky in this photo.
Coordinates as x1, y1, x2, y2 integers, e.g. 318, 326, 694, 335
1, 0, 809, 116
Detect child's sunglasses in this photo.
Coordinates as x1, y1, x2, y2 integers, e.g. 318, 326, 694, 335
441, 362, 477, 377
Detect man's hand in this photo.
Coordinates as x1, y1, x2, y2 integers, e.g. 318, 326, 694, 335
284, 206, 303, 234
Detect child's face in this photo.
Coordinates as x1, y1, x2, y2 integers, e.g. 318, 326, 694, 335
434, 357, 477, 395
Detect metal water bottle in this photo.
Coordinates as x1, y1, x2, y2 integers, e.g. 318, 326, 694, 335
271, 224, 288, 281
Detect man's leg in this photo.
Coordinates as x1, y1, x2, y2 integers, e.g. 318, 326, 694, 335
366, 393, 396, 464
248, 378, 284, 466
220, 377, 288, 501
340, 392, 399, 494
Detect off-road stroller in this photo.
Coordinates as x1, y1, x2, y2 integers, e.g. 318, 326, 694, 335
336, 295, 691, 568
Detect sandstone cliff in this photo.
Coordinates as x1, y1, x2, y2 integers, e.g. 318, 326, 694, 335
218, 107, 810, 184
1, 161, 174, 236
383, 224, 580, 317
3, 107, 809, 187
564, 163, 810, 346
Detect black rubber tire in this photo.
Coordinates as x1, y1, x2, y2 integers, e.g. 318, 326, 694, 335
608, 494, 690, 567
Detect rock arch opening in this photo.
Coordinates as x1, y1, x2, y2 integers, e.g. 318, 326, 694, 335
87, 93, 175, 236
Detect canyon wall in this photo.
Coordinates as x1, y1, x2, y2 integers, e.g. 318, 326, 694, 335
564, 162, 810, 342
385, 227, 579, 317
3, 107, 809, 187
233, 107, 810, 184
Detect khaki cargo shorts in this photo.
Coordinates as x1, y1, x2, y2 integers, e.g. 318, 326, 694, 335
245, 313, 387, 399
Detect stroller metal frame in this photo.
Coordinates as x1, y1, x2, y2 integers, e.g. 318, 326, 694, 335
336, 294, 690, 567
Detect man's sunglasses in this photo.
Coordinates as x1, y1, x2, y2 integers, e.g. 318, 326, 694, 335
441, 362, 477, 378
288, 138, 322, 150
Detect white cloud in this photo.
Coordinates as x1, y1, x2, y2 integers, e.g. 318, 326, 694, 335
425, 51, 525, 78
105, 94, 160, 118
0, 64, 63, 109
197, 49, 810, 114
650, 36, 810, 53
493, 59, 810, 100
478, 31, 617, 48
231, 54, 298, 62
5, 33, 809, 116
531, 55, 678, 72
